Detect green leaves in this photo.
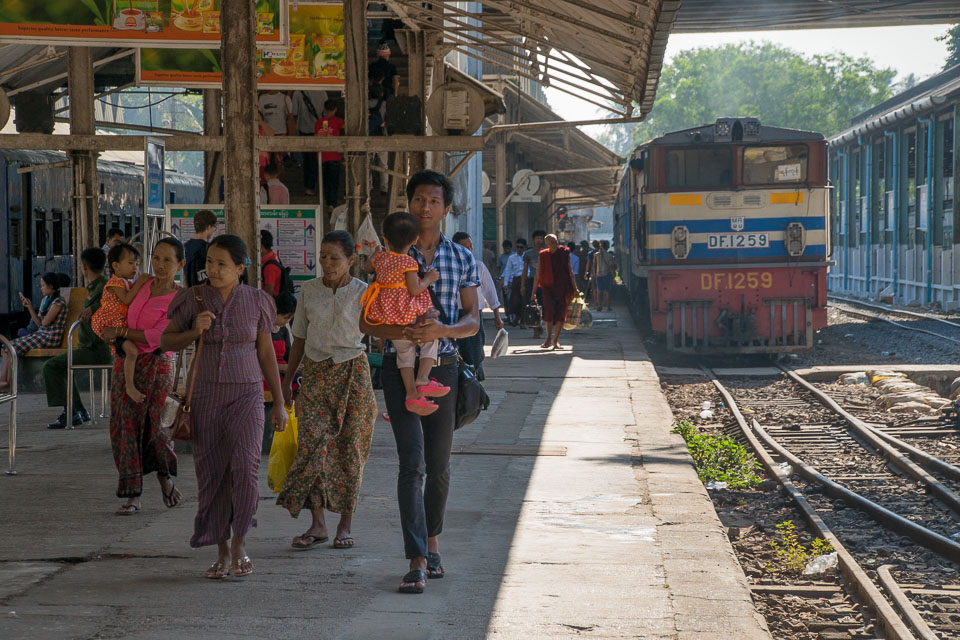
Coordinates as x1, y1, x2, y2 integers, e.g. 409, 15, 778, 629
768, 520, 833, 575
671, 419, 762, 489
601, 42, 896, 154
937, 25, 960, 71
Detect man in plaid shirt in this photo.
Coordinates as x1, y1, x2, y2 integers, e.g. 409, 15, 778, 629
361, 170, 480, 595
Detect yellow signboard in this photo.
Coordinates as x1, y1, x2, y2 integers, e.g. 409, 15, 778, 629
0, 0, 287, 48
138, 2, 344, 90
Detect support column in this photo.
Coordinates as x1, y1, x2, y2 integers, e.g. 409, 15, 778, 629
68, 47, 98, 268
405, 30, 427, 176
343, 0, 369, 235
495, 132, 508, 250
202, 89, 222, 204
221, 1, 259, 283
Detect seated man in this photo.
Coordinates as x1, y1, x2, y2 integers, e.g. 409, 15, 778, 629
43, 248, 111, 428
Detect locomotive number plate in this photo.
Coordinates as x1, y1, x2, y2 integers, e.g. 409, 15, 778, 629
700, 271, 774, 291
707, 233, 769, 249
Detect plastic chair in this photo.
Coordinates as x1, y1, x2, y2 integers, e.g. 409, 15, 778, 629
66, 320, 112, 428
0, 334, 17, 475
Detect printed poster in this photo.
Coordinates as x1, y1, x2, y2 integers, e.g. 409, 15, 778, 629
166, 204, 321, 290
0, 0, 287, 47
138, 2, 344, 90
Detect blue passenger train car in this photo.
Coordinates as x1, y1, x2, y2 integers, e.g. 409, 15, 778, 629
614, 118, 831, 352
0, 150, 203, 331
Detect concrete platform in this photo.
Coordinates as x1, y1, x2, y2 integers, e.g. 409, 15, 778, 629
0, 307, 770, 639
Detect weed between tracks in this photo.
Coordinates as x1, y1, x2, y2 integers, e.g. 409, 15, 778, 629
768, 520, 833, 575
671, 418, 763, 489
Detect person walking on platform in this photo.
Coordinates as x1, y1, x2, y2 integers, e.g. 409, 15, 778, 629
592, 239, 616, 312
43, 248, 111, 428
277, 230, 377, 551
453, 231, 503, 380
521, 230, 546, 339
162, 235, 286, 580
102, 238, 185, 515
534, 234, 579, 350
360, 170, 480, 595
502, 238, 526, 326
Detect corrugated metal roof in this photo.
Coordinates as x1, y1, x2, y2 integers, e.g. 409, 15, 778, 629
673, 0, 960, 32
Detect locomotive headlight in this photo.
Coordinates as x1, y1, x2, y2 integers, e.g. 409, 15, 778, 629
671, 225, 690, 259
786, 222, 805, 256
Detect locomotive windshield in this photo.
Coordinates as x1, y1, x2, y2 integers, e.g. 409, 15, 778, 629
742, 145, 809, 185
666, 147, 733, 188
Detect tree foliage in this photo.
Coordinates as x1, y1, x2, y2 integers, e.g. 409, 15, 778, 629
599, 42, 895, 155
938, 25, 960, 71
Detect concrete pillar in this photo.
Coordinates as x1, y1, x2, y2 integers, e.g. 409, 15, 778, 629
495, 133, 507, 250
221, 1, 259, 283
343, 0, 369, 235
202, 89, 222, 204
67, 47, 98, 267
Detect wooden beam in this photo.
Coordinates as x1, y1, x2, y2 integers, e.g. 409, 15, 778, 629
0, 133, 487, 153
343, 0, 369, 235
202, 88, 222, 204
221, 0, 259, 283
68, 47, 98, 265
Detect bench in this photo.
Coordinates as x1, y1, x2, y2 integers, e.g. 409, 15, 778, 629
18, 287, 89, 392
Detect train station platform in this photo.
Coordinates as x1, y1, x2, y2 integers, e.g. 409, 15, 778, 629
0, 308, 770, 640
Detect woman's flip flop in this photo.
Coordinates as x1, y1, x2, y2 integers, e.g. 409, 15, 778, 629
332, 536, 355, 549
427, 552, 445, 579
291, 533, 329, 549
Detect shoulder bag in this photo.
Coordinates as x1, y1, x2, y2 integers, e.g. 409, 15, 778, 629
166, 292, 205, 442
423, 281, 490, 430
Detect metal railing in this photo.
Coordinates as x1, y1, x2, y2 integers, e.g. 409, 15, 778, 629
66, 320, 113, 428
1, 335, 18, 475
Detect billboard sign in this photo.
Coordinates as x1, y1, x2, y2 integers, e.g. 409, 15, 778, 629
0, 0, 288, 48
138, 2, 343, 90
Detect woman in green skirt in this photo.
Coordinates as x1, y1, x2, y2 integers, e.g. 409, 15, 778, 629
277, 230, 376, 549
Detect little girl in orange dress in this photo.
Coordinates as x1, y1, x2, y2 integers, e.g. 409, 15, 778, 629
92, 243, 150, 403
361, 211, 449, 416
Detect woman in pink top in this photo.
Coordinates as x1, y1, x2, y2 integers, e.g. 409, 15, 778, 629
101, 238, 185, 516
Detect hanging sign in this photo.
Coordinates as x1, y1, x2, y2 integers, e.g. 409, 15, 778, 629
166, 204, 321, 290
145, 137, 165, 215
138, 2, 343, 89
0, 1, 288, 48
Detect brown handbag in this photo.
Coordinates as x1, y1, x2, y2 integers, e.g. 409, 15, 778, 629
168, 293, 205, 442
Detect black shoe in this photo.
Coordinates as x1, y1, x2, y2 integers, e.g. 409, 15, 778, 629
47, 412, 68, 429
76, 409, 91, 424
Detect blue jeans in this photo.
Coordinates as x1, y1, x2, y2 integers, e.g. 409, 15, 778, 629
381, 357, 458, 559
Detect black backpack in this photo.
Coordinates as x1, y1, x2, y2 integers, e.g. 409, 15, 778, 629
262, 258, 295, 298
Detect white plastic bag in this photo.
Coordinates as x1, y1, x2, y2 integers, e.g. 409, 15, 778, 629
490, 328, 508, 359
357, 213, 381, 257
331, 204, 348, 231
803, 551, 838, 575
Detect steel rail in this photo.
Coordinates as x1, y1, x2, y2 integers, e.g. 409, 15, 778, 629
703, 368, 917, 640
829, 299, 960, 347
876, 565, 939, 640
778, 366, 960, 519
830, 295, 960, 330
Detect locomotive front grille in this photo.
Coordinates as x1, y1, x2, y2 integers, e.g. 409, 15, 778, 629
665, 297, 814, 354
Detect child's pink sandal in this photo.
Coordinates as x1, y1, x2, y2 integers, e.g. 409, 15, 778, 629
417, 378, 450, 398
405, 396, 439, 416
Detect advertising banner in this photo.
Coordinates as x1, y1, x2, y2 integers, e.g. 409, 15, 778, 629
138, 2, 343, 90
0, 0, 287, 48
166, 205, 322, 290
145, 137, 165, 215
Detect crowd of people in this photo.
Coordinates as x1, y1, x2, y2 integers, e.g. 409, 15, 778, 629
8, 166, 617, 594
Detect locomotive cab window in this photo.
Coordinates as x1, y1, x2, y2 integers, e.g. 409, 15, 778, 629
743, 145, 808, 185
666, 147, 733, 188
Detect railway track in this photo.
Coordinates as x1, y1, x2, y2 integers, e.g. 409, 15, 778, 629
828, 296, 960, 348
705, 367, 960, 639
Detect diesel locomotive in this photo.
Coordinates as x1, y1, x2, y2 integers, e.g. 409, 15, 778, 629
613, 118, 831, 353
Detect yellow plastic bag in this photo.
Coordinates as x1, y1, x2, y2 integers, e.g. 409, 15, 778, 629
267, 404, 298, 493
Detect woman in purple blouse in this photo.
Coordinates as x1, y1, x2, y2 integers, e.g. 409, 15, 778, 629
162, 234, 286, 580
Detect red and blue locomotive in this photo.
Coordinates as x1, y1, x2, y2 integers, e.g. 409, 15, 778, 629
614, 118, 830, 352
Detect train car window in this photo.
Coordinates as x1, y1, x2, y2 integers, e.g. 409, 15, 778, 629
666, 147, 732, 188
906, 130, 917, 247
34, 211, 47, 257
52, 209, 64, 255
742, 145, 808, 185
942, 117, 954, 247
10, 219, 21, 257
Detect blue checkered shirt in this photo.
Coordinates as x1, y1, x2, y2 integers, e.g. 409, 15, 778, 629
383, 233, 480, 356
